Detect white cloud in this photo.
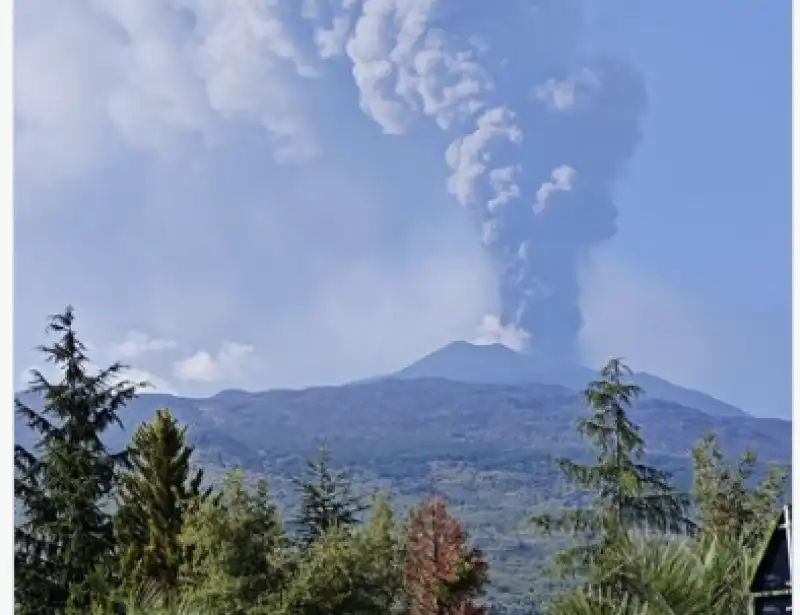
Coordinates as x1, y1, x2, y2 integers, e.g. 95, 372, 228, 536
109, 331, 178, 360
173, 342, 257, 383
122, 367, 177, 395
15, 0, 320, 194
534, 164, 577, 214
486, 166, 521, 212
342, 0, 490, 134
445, 107, 522, 209
472, 314, 529, 351
535, 66, 600, 111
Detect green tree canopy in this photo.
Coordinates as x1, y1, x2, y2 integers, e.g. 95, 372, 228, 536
293, 443, 366, 545
15, 306, 143, 613
691, 431, 788, 550
180, 471, 288, 614
531, 358, 692, 576
114, 408, 210, 595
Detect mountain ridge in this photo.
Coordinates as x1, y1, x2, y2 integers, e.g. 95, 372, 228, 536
385, 341, 751, 418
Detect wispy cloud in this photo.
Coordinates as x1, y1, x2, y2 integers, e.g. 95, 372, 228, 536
173, 341, 257, 384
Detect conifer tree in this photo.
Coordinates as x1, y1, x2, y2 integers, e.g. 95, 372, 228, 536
530, 358, 692, 576
14, 307, 143, 613
180, 471, 288, 612
293, 444, 365, 545
279, 492, 405, 615
113, 408, 210, 595
404, 498, 489, 615
352, 493, 406, 613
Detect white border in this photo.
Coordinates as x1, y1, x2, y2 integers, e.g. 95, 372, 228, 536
793, 1, 798, 611
2, 0, 13, 609
0, 2, 796, 612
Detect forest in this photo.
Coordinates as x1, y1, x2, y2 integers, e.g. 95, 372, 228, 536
14, 308, 789, 614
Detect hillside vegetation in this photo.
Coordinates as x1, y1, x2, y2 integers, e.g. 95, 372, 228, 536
15, 308, 790, 614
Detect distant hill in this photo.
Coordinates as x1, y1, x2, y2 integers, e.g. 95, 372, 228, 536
387, 341, 751, 418
14, 374, 789, 613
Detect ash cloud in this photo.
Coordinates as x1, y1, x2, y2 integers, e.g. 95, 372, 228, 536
16, 0, 650, 379
302, 0, 648, 363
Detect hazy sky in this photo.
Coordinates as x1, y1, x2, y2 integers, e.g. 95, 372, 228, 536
14, 0, 790, 418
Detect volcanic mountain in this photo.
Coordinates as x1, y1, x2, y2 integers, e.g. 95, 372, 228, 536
385, 340, 750, 418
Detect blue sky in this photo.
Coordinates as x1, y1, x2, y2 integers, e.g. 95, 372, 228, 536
13, 0, 790, 418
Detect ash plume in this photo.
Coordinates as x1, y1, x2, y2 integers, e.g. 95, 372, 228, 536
33, 0, 649, 367
300, 0, 648, 363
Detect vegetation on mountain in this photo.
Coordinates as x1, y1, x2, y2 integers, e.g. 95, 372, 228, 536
13, 308, 790, 614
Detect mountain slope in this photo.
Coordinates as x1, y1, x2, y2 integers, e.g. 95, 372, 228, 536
388, 341, 751, 418
13, 377, 789, 613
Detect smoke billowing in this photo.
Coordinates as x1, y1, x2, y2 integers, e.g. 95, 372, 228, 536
17, 0, 648, 367
299, 0, 648, 362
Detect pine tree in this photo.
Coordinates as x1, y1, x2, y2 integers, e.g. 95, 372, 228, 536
404, 498, 489, 615
293, 444, 365, 545
14, 307, 143, 614
113, 408, 210, 595
530, 358, 692, 576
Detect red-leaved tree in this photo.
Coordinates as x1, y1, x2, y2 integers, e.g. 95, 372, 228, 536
404, 498, 489, 615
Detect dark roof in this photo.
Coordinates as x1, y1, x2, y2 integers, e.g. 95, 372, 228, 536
750, 504, 792, 594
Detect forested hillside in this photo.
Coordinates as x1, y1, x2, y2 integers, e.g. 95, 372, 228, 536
14, 309, 790, 614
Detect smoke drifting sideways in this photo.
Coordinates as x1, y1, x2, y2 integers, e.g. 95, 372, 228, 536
306, 0, 649, 363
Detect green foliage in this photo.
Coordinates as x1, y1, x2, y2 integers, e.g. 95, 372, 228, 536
530, 359, 691, 580
12, 311, 792, 614
691, 431, 788, 550
179, 471, 288, 613
278, 523, 399, 615
114, 408, 210, 595
550, 533, 755, 615
14, 307, 143, 614
293, 442, 367, 545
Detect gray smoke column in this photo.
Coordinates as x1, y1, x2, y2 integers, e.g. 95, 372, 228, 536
443, 28, 648, 363
301, 0, 648, 363
507, 58, 646, 362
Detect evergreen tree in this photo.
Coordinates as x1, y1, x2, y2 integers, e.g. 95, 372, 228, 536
351, 493, 406, 613
180, 471, 288, 613
530, 358, 692, 576
293, 444, 365, 545
14, 307, 143, 614
113, 408, 210, 595
278, 525, 386, 615
691, 431, 788, 549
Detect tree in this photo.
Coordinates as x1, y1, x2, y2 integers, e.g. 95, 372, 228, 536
15, 307, 143, 613
351, 493, 406, 613
278, 492, 405, 615
691, 431, 788, 550
530, 358, 692, 577
180, 471, 288, 613
293, 444, 365, 545
404, 497, 489, 615
113, 408, 210, 595
550, 532, 755, 615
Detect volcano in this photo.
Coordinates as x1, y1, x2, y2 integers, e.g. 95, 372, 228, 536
385, 341, 749, 418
